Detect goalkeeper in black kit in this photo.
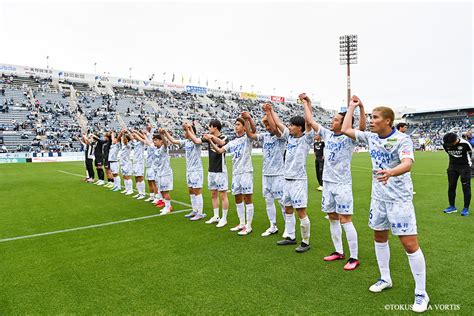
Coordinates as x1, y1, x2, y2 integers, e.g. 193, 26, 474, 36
442, 132, 472, 217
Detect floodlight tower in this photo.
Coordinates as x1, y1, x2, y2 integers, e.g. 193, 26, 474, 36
339, 34, 358, 107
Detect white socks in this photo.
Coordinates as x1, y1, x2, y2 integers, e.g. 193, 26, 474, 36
164, 199, 171, 210
246, 203, 254, 228
342, 222, 358, 259
375, 241, 392, 284
136, 181, 145, 195
222, 209, 228, 221
407, 248, 427, 295
190, 194, 197, 212
284, 213, 296, 239
330, 220, 343, 254
124, 179, 132, 192
265, 197, 277, 227
213, 208, 219, 218
149, 192, 155, 199
236, 202, 245, 225
114, 176, 121, 189
195, 194, 204, 215
300, 216, 310, 245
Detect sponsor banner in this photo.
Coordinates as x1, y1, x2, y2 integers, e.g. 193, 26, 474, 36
165, 83, 185, 91
32, 155, 84, 163
271, 96, 285, 103
240, 92, 257, 99
185, 85, 208, 94
0, 157, 27, 164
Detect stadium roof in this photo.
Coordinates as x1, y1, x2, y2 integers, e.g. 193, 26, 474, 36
402, 105, 473, 117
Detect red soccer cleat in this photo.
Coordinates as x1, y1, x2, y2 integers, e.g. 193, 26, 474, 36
155, 200, 165, 208
344, 258, 360, 271
323, 252, 345, 261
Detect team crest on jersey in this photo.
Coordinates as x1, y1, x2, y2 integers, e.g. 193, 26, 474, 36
457, 146, 463, 150
384, 138, 397, 150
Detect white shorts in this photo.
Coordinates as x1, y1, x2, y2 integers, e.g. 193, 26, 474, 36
145, 166, 155, 181
283, 179, 308, 209
208, 172, 228, 191
121, 162, 132, 176
110, 162, 119, 175
133, 163, 144, 177
368, 199, 417, 236
231, 172, 253, 195
186, 170, 203, 189
321, 181, 354, 215
263, 175, 284, 199
158, 174, 173, 192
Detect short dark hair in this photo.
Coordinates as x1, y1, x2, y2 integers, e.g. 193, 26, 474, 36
443, 132, 458, 145
209, 119, 222, 131
338, 112, 354, 126
289, 116, 305, 133
396, 122, 407, 130
152, 134, 162, 140
235, 117, 245, 126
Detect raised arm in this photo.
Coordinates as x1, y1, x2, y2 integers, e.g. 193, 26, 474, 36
300, 93, 318, 133
341, 96, 359, 140
205, 134, 226, 154
263, 103, 280, 137
269, 106, 285, 135
158, 128, 169, 147
242, 112, 258, 140
209, 134, 226, 146
358, 100, 367, 131
162, 129, 181, 145
185, 124, 203, 145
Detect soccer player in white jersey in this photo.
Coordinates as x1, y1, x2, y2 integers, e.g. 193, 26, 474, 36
161, 123, 206, 221
243, 103, 287, 237
119, 130, 134, 195
200, 120, 229, 227
207, 117, 255, 235
151, 129, 174, 214
342, 96, 429, 313
140, 127, 160, 204
108, 131, 122, 192
269, 97, 313, 253
302, 93, 366, 270
131, 129, 146, 200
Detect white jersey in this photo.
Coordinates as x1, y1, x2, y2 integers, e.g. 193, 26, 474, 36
108, 143, 119, 162
145, 144, 155, 168
223, 134, 253, 176
132, 140, 145, 164
318, 126, 356, 184
120, 142, 131, 165
179, 139, 203, 172
256, 132, 286, 176
355, 129, 415, 202
154, 145, 172, 176
282, 128, 314, 180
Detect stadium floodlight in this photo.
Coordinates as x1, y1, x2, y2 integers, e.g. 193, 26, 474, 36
339, 34, 358, 106
46, 56, 49, 69
94, 62, 97, 74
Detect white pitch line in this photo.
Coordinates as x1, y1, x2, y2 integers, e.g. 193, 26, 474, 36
0, 208, 192, 243
57, 170, 192, 207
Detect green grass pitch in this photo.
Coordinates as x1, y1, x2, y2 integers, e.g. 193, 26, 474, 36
0, 152, 472, 314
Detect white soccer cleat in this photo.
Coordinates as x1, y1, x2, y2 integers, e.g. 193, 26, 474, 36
369, 279, 393, 293
230, 224, 245, 232
261, 226, 278, 237
412, 294, 429, 313
125, 190, 134, 195
160, 208, 172, 215
238, 225, 252, 236
121, 189, 128, 194
144, 197, 154, 202
216, 219, 227, 228
205, 216, 220, 224
317, 185, 323, 191
132, 193, 140, 198
151, 199, 159, 204
136, 194, 146, 200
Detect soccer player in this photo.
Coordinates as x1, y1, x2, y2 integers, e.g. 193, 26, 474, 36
81, 133, 95, 183
243, 104, 287, 237
130, 129, 146, 200
271, 94, 313, 253
92, 133, 107, 186
341, 95, 429, 313
152, 129, 173, 215
441, 132, 471, 216
103, 132, 115, 188
161, 123, 206, 221
200, 119, 229, 227
313, 134, 324, 191
119, 130, 134, 195
206, 117, 254, 235
302, 93, 366, 270
108, 131, 122, 192
140, 127, 160, 203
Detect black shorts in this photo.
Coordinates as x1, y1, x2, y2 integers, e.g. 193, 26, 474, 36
95, 156, 104, 167
105, 159, 111, 169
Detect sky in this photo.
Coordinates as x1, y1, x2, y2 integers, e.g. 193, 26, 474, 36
0, 0, 472, 112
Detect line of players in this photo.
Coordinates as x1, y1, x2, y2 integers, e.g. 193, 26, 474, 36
82, 94, 429, 313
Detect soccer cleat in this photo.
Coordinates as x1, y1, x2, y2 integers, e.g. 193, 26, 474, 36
125, 191, 134, 195
184, 211, 197, 218
132, 193, 140, 198
261, 226, 278, 237
324, 215, 329, 220
155, 200, 165, 208
412, 294, 430, 313
443, 206, 457, 214
190, 213, 207, 221
344, 258, 360, 270
136, 194, 146, 200
323, 252, 345, 261
151, 199, 159, 204
295, 242, 311, 253
144, 197, 154, 202
112, 187, 121, 192
205, 216, 220, 224
230, 224, 245, 232
461, 208, 469, 216
277, 237, 297, 245
87, 179, 95, 183
160, 207, 172, 215
216, 219, 227, 228
317, 185, 323, 191
238, 225, 252, 236
369, 279, 392, 293
121, 189, 127, 194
